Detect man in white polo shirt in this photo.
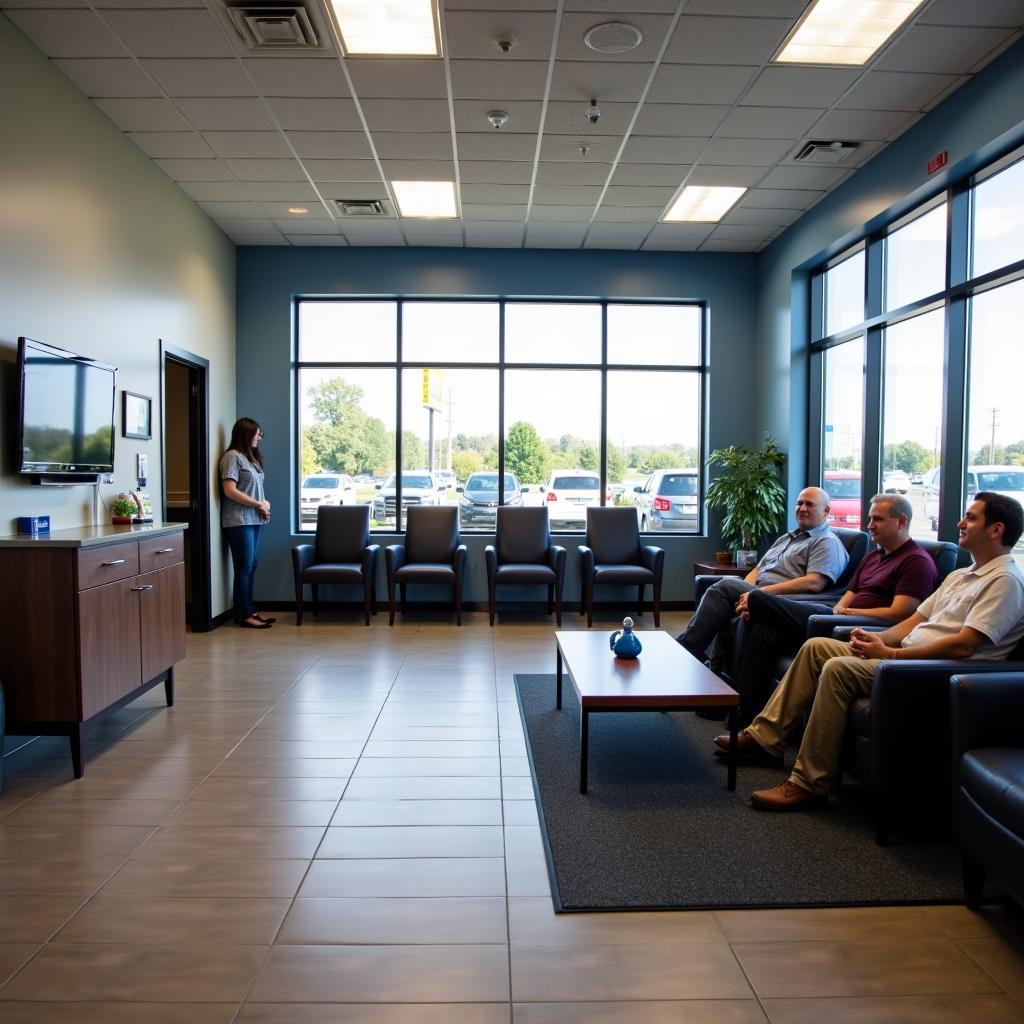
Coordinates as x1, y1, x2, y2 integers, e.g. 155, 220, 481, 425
717, 492, 1024, 811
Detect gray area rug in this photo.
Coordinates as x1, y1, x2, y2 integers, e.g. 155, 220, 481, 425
515, 673, 972, 912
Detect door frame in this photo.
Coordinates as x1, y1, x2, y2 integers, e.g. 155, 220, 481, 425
159, 340, 213, 633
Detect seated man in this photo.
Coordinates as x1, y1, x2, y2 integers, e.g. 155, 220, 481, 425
728, 493, 938, 721
678, 487, 848, 673
716, 492, 1024, 811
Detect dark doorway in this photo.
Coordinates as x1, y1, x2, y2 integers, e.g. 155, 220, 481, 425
160, 341, 213, 633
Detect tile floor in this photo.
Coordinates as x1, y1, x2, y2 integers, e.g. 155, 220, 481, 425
0, 608, 1022, 1023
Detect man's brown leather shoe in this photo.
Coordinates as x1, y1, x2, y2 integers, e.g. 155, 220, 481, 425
713, 729, 784, 768
750, 779, 828, 811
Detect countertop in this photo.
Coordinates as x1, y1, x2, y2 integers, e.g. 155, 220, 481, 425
0, 522, 187, 549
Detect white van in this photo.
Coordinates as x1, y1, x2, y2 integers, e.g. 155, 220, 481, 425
923, 465, 1024, 530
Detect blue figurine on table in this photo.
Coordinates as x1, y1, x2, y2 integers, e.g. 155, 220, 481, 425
609, 616, 642, 659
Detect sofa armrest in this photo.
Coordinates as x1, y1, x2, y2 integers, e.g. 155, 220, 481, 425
694, 574, 719, 605
578, 545, 595, 580
385, 544, 406, 577
808, 614, 894, 638
292, 544, 315, 578
484, 544, 497, 584
831, 624, 887, 640
550, 544, 567, 579
361, 543, 379, 578
950, 671, 1024, 759
641, 545, 665, 582
454, 543, 468, 582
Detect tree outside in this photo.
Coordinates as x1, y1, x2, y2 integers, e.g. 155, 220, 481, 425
505, 421, 550, 483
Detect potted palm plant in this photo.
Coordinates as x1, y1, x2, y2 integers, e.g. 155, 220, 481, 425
705, 436, 787, 564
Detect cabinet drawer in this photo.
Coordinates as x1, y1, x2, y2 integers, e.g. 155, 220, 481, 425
140, 533, 184, 570
77, 543, 140, 590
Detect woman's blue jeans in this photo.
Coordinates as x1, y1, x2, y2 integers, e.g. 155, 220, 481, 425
225, 524, 262, 621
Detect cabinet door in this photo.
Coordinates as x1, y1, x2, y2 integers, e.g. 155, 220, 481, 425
79, 578, 143, 718
138, 563, 187, 684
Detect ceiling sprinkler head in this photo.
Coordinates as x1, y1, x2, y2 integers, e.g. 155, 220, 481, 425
495, 37, 513, 54
487, 109, 509, 129
579, 144, 591, 156
585, 99, 601, 126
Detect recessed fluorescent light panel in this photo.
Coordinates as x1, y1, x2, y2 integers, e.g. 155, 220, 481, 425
391, 180, 456, 218
330, 0, 439, 56
663, 186, 746, 223
774, 0, 925, 66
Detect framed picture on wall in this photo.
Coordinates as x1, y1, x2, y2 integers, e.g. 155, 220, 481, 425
122, 390, 152, 439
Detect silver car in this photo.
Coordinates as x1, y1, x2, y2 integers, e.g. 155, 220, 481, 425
634, 468, 700, 533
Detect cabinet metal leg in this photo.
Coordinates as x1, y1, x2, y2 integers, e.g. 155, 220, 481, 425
727, 706, 737, 792
164, 667, 175, 707
70, 723, 84, 779
579, 709, 589, 794
556, 647, 563, 709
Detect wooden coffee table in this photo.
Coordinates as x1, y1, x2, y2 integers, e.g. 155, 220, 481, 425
555, 630, 740, 794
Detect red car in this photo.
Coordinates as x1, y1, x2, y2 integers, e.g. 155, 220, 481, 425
823, 470, 861, 529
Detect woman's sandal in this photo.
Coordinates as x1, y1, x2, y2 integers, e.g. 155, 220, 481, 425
240, 616, 272, 629
253, 614, 277, 625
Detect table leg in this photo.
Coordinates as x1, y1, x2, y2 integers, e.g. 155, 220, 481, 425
556, 647, 563, 710
579, 708, 589, 794
727, 706, 737, 792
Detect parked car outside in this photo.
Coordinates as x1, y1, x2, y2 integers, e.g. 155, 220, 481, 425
541, 468, 607, 530
882, 470, 912, 493
924, 464, 1024, 531
633, 468, 699, 533
300, 472, 357, 523
372, 470, 442, 525
823, 469, 862, 528
435, 469, 458, 491
458, 472, 522, 528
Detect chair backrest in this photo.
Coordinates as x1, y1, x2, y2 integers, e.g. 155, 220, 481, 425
830, 527, 869, 591
912, 538, 959, 583
585, 507, 641, 564
496, 507, 551, 565
405, 505, 459, 564
315, 505, 370, 563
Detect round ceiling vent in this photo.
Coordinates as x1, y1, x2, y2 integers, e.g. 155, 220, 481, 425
584, 21, 643, 54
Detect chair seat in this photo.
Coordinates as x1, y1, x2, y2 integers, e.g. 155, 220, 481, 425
961, 749, 1024, 838
848, 696, 871, 738
494, 563, 557, 585
394, 563, 456, 584
592, 564, 655, 585
302, 562, 364, 584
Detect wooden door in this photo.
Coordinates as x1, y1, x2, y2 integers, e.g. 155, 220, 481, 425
138, 563, 187, 684
78, 578, 143, 718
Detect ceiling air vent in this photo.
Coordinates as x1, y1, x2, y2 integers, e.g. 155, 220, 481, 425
226, 4, 320, 49
793, 140, 860, 164
335, 199, 390, 217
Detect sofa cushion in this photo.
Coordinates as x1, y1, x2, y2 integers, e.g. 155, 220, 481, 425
495, 563, 556, 585
960, 748, 1024, 839
592, 564, 655, 585
848, 696, 871, 739
302, 562, 363, 584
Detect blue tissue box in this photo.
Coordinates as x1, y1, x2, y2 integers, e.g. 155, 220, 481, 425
17, 515, 50, 536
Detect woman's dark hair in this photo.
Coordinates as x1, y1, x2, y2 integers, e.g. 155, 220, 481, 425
228, 417, 263, 470
976, 491, 1024, 548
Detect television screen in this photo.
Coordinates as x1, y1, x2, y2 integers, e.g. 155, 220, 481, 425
17, 337, 116, 474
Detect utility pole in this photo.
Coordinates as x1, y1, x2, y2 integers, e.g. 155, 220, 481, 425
446, 389, 456, 472
989, 407, 1000, 463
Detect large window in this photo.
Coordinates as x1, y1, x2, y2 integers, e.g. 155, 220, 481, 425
822, 337, 864, 527
296, 299, 705, 534
884, 203, 946, 311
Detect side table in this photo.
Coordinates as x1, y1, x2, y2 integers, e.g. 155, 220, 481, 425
693, 561, 748, 581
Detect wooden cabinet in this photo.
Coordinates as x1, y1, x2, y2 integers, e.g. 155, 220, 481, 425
0, 524, 187, 777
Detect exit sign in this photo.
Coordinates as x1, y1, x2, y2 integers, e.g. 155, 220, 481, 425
927, 151, 948, 175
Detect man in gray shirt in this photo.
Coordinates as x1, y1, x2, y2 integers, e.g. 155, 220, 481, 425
678, 488, 849, 678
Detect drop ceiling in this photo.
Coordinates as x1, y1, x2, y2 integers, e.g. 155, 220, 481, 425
4, 0, 1023, 251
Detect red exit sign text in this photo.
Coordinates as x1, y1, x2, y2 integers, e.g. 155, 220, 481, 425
928, 151, 948, 175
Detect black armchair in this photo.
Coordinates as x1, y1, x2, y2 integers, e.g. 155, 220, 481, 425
291, 505, 379, 626
950, 672, 1024, 911
578, 507, 664, 628
485, 507, 566, 627
385, 506, 467, 626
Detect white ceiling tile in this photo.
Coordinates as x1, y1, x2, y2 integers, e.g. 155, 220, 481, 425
543, 99, 635, 136
527, 205, 595, 221
454, 100, 542, 134
610, 163, 689, 186
601, 184, 676, 206
844, 139, 886, 166
875, 25, 1016, 74
633, 103, 729, 137
647, 64, 757, 105
922, 76, 969, 111
5, 10, 123, 57
53, 58, 159, 97
461, 183, 531, 203
175, 97, 276, 132
458, 133, 536, 160
227, 233, 287, 245
466, 239, 520, 248
536, 162, 612, 185
198, 199, 266, 218
716, 106, 824, 139
808, 108, 916, 141
685, 165, 766, 186
969, 33, 1024, 72
563, 0, 678, 10
835, 70, 960, 112
177, 180, 251, 202
592, 206, 661, 222
918, 0, 1024, 26
538, 135, 618, 161
583, 222, 655, 237
450, 59, 549, 100
246, 58, 350, 98
407, 235, 463, 246
265, 204, 332, 221
699, 239, 759, 251
399, 220, 463, 236
444, 11, 557, 61
274, 219, 341, 233
240, 180, 320, 201
224, 157, 308, 180
742, 66, 861, 109
886, 111, 924, 141
267, 97, 363, 132
202, 130, 293, 158
345, 57, 445, 98
1, 0, 87, 8
155, 157, 233, 180
645, 222, 714, 245
461, 205, 527, 221
339, 223, 406, 243
555, 13, 675, 63
287, 131, 373, 159
142, 59, 252, 98
684, 0, 806, 12
380, 159, 454, 180
100, 9, 235, 58
304, 159, 382, 181
641, 236, 703, 250
316, 182, 390, 201
284, 235, 348, 246
548, 60, 650, 102
664, 15, 792, 64
129, 131, 213, 158
583, 236, 644, 250
214, 217, 277, 230
92, 0, 207, 8
465, 221, 524, 236
525, 223, 588, 241
721, 204, 800, 228
526, 237, 583, 248
459, 160, 534, 184
701, 137, 793, 166
533, 184, 603, 205
621, 136, 709, 163
374, 132, 454, 159
756, 164, 853, 189
360, 98, 451, 133
93, 97, 190, 131
741, 187, 823, 210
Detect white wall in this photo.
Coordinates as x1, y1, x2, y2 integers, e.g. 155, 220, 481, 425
0, 14, 237, 615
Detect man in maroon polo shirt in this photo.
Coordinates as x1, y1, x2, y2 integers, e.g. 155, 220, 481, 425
722, 493, 938, 725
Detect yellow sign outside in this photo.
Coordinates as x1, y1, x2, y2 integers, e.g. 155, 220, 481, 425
422, 368, 444, 411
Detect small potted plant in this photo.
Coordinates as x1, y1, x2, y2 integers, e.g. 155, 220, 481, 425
705, 436, 787, 562
112, 495, 137, 525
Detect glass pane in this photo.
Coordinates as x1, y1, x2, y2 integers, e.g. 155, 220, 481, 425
972, 156, 1024, 278
884, 203, 946, 310
297, 301, 397, 362
607, 304, 700, 365
398, 368, 497, 531
822, 337, 864, 528
298, 368, 396, 532
824, 251, 864, 336
608, 371, 700, 533
504, 303, 601, 364
967, 279, 1024, 570
402, 301, 499, 363
504, 369, 601, 531
882, 309, 944, 543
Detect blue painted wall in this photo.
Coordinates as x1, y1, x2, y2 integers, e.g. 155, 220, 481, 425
757, 37, 1024, 501
235, 246, 759, 605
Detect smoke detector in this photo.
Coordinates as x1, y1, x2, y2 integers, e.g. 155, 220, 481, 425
334, 199, 390, 217
793, 140, 860, 164
584, 21, 643, 54
487, 110, 509, 129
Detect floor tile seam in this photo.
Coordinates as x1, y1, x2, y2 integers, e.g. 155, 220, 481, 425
952, 935, 1022, 999
720, 933, 772, 1018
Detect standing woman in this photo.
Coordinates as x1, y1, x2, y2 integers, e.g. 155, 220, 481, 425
221, 417, 274, 629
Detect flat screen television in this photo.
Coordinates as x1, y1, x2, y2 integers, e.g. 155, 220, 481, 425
16, 337, 117, 476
